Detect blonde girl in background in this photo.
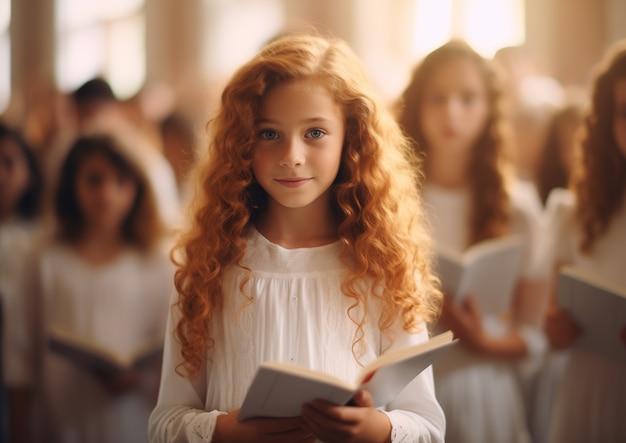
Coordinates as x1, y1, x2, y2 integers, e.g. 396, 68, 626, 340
398, 40, 548, 443
149, 33, 445, 443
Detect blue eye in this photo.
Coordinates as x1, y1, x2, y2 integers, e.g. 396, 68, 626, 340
306, 128, 325, 139
259, 130, 279, 140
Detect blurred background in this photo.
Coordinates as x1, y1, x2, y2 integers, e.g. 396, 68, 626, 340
3, 0, 626, 130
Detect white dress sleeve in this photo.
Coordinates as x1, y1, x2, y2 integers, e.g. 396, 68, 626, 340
148, 297, 226, 443
381, 327, 446, 443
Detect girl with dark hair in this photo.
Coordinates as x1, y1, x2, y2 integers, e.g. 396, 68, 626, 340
20, 128, 174, 443
0, 123, 43, 443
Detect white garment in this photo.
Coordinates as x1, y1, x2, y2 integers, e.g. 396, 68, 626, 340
30, 243, 174, 443
0, 218, 40, 387
148, 227, 446, 443
422, 183, 542, 443
541, 189, 626, 443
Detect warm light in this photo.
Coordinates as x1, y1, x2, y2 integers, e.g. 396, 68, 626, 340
0, 0, 10, 113
463, 0, 525, 57
55, 0, 145, 99
203, 0, 284, 79
413, 0, 525, 58
413, 0, 453, 57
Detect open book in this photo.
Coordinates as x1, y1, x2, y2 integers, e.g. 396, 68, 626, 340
237, 330, 456, 421
557, 266, 626, 364
48, 327, 164, 376
436, 235, 524, 316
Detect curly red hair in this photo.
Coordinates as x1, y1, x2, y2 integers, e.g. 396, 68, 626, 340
173, 33, 442, 378
397, 40, 512, 245
571, 40, 626, 253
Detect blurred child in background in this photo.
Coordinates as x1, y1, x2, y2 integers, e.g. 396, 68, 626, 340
0, 123, 43, 443
398, 40, 548, 443
540, 39, 626, 443
19, 129, 174, 443
536, 103, 585, 207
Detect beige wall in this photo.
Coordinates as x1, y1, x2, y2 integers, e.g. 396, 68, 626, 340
7, 0, 626, 114
525, 0, 626, 88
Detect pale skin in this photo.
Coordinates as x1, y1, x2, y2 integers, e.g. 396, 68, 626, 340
544, 77, 626, 350
421, 58, 547, 359
213, 78, 391, 442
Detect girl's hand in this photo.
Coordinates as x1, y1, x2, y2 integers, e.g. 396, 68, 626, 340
439, 295, 487, 353
544, 304, 581, 350
300, 390, 391, 443
213, 409, 316, 443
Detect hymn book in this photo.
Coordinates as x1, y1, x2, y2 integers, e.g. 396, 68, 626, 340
48, 327, 164, 375
436, 235, 524, 315
557, 266, 626, 363
237, 330, 456, 421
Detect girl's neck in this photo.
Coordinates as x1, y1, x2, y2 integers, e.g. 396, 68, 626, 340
73, 227, 128, 266
255, 198, 339, 249
426, 146, 472, 189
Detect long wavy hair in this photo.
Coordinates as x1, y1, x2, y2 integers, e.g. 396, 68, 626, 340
571, 40, 626, 253
536, 104, 584, 206
398, 40, 512, 245
174, 33, 442, 378
55, 129, 165, 251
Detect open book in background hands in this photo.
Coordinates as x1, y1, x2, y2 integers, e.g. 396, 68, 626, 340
436, 235, 524, 316
557, 266, 626, 364
237, 330, 456, 421
48, 327, 164, 376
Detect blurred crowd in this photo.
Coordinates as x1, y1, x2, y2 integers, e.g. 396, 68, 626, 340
1, 34, 624, 443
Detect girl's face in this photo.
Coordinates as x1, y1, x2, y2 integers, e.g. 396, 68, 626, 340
420, 59, 490, 156
75, 153, 138, 234
614, 77, 626, 159
252, 78, 345, 211
0, 137, 31, 219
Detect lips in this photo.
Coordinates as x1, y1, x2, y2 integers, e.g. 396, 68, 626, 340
275, 177, 311, 188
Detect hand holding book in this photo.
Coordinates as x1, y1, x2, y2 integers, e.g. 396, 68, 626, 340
237, 331, 456, 421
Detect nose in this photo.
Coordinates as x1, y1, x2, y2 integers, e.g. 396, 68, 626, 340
279, 137, 305, 167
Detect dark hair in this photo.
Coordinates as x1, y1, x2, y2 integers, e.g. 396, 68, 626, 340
0, 123, 43, 219
572, 40, 626, 253
55, 133, 164, 249
72, 78, 117, 107
536, 104, 584, 205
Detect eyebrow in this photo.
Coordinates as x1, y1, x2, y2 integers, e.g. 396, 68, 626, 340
255, 117, 335, 125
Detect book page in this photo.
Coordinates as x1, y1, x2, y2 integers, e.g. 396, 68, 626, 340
359, 331, 456, 407
558, 267, 626, 364
237, 364, 356, 421
455, 236, 523, 315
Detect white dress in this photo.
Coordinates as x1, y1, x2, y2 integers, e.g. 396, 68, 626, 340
148, 227, 446, 443
422, 183, 544, 443
29, 242, 174, 443
542, 189, 626, 443
0, 218, 41, 388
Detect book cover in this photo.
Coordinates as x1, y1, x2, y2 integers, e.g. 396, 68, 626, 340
48, 327, 164, 376
237, 330, 456, 421
557, 266, 626, 364
436, 235, 524, 315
